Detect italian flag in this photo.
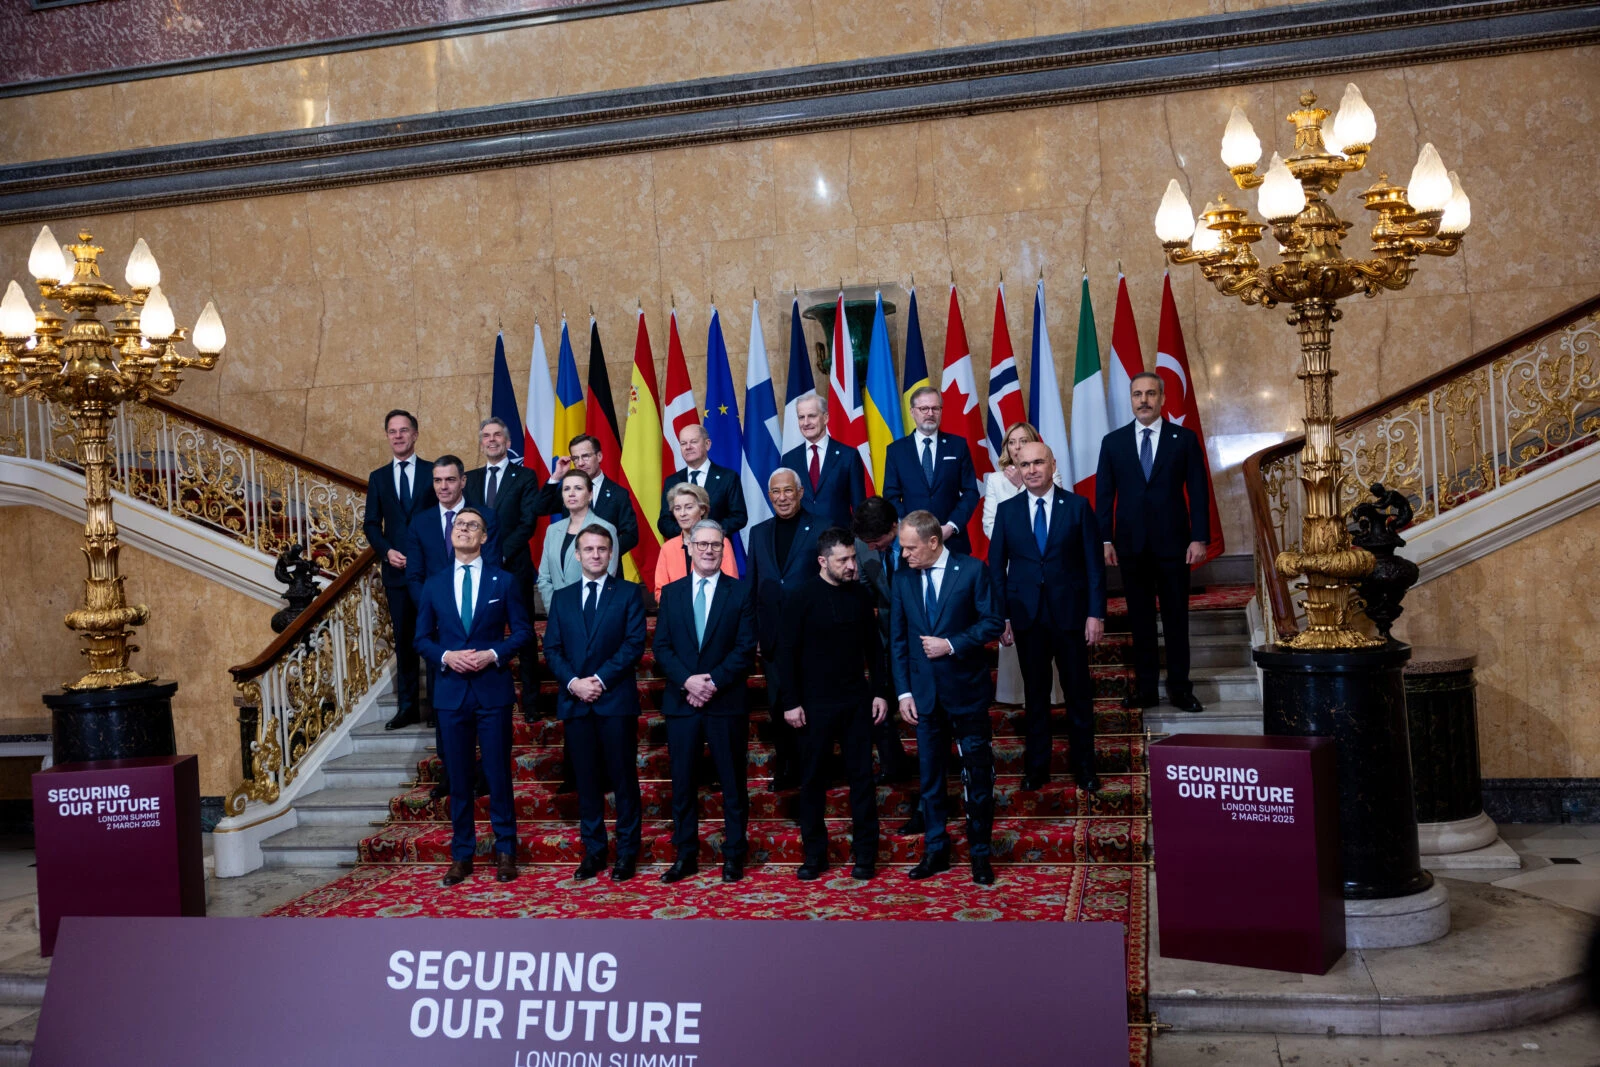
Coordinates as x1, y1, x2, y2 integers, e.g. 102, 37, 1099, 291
1069, 273, 1110, 501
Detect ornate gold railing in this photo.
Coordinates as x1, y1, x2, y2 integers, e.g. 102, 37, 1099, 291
1246, 293, 1600, 640
226, 552, 389, 816
0, 393, 367, 573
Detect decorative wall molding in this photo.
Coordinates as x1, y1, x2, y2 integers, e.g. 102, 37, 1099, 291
1482, 778, 1600, 823
1, 0, 1596, 223
0, 454, 286, 606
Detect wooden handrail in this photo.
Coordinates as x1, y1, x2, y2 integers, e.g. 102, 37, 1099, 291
1244, 291, 1600, 637
228, 547, 378, 682
144, 395, 367, 492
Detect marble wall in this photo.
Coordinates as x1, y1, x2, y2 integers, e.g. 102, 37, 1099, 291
1401, 505, 1600, 780
0, 507, 269, 796
0, 0, 1322, 163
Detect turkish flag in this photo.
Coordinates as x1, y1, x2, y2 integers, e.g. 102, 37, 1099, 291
1155, 273, 1225, 564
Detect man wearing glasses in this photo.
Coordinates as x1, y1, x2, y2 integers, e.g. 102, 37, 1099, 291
881, 387, 980, 553
651, 520, 759, 884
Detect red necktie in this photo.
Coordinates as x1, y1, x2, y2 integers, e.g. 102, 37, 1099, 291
808, 444, 821, 491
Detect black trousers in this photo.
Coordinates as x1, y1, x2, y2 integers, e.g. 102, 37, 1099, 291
796, 701, 880, 865
1120, 550, 1193, 701
666, 714, 749, 861
763, 654, 800, 782
917, 705, 993, 859
1014, 621, 1096, 780
565, 713, 642, 860
381, 583, 421, 716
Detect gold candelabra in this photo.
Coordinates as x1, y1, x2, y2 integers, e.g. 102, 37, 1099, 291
1154, 86, 1470, 651
0, 227, 226, 689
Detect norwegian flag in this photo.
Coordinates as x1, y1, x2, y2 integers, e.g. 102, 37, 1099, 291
827, 290, 874, 493
940, 284, 993, 558
985, 282, 1027, 467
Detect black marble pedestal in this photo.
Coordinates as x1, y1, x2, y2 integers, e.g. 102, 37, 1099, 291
1404, 649, 1483, 825
1254, 643, 1432, 900
42, 680, 178, 765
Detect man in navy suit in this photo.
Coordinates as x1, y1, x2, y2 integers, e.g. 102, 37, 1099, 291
657, 424, 747, 540
406, 455, 501, 607
363, 410, 436, 731
881, 387, 980, 553
780, 394, 865, 528
850, 496, 918, 790
990, 442, 1107, 794
465, 417, 542, 712
413, 507, 532, 887
891, 510, 1004, 884
533, 434, 640, 560
651, 519, 759, 884
1095, 373, 1210, 714
745, 468, 824, 792
542, 524, 649, 882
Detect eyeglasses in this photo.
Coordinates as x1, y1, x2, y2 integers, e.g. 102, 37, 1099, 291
689, 540, 723, 551
454, 521, 485, 533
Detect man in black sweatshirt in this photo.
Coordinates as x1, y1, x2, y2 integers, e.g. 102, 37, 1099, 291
775, 526, 888, 881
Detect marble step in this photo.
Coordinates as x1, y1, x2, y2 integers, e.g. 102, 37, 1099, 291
346, 721, 437, 755
319, 750, 423, 790
1188, 667, 1259, 705
1145, 700, 1264, 737
292, 786, 407, 827
259, 823, 373, 868
0, 950, 47, 1008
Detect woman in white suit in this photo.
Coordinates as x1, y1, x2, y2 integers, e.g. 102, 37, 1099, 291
537, 469, 620, 609
983, 421, 1064, 706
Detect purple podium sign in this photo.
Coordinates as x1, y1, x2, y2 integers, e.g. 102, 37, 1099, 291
32, 756, 204, 956
35, 916, 1129, 1065
1150, 735, 1343, 974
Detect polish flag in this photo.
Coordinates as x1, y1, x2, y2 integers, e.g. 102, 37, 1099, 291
1107, 273, 1146, 428
660, 308, 698, 474
827, 291, 873, 494
522, 322, 556, 563
940, 284, 993, 558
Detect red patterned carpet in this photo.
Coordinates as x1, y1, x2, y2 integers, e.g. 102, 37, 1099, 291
262, 584, 1253, 1066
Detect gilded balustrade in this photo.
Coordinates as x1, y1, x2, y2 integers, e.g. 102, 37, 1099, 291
1251, 305, 1600, 635
0, 394, 367, 573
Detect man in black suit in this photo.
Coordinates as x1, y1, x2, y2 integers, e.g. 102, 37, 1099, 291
363, 410, 436, 731
850, 496, 917, 788
657, 423, 747, 540
745, 467, 823, 792
881, 386, 980, 553
652, 519, 759, 884
1095, 372, 1210, 714
891, 510, 1004, 884
989, 442, 1107, 794
465, 417, 542, 714
533, 434, 640, 559
777, 527, 887, 882
780, 394, 865, 528
541, 525, 649, 882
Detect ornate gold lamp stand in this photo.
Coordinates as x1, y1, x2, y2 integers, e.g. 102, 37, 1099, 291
1151, 89, 1470, 930
0, 228, 225, 762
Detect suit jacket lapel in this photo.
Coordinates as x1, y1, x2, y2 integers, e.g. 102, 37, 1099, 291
1147, 423, 1179, 484
782, 518, 815, 580
700, 578, 732, 659
1045, 492, 1072, 555
466, 568, 498, 645
930, 556, 957, 631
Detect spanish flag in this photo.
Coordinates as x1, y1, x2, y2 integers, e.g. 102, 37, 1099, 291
619, 308, 663, 581
552, 317, 586, 460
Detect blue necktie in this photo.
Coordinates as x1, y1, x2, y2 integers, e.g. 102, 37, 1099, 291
444, 509, 456, 543
399, 460, 412, 509
583, 580, 599, 631
690, 469, 700, 485
485, 466, 499, 508
924, 567, 938, 622
1034, 496, 1048, 554
1140, 427, 1154, 481
694, 577, 709, 647
458, 565, 473, 634
921, 437, 935, 486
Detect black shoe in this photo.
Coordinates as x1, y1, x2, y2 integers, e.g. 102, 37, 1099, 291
574, 853, 605, 881
440, 859, 472, 886
850, 862, 875, 881
1121, 692, 1158, 710
496, 852, 518, 883
721, 858, 745, 883
555, 778, 577, 795
876, 758, 919, 786
795, 859, 828, 881
898, 811, 926, 836
1170, 693, 1204, 714
384, 710, 421, 731
660, 855, 698, 884
907, 851, 950, 880
1020, 772, 1048, 791
769, 772, 800, 793
1074, 769, 1103, 795
428, 780, 449, 802
971, 857, 995, 885
611, 857, 637, 882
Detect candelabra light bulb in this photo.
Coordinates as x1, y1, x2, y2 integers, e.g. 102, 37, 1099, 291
140, 285, 175, 341
1407, 143, 1452, 213
1257, 153, 1307, 222
28, 226, 67, 286
1154, 179, 1196, 243
125, 238, 160, 290
1220, 106, 1262, 169
1439, 170, 1472, 235
0, 281, 35, 340
192, 301, 226, 355
1191, 214, 1223, 254
1330, 83, 1376, 153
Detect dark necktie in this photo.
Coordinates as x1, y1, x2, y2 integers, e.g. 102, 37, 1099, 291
808, 444, 821, 491
1034, 496, 1048, 554
689, 469, 701, 486
583, 580, 599, 631
398, 460, 412, 509
921, 437, 935, 486
444, 508, 456, 542
924, 567, 937, 622
1140, 427, 1154, 481
485, 466, 499, 508
458, 565, 474, 634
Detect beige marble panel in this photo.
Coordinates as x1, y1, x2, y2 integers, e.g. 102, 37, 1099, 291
478, 167, 555, 266
209, 193, 316, 287
112, 74, 213, 152
936, 0, 1037, 48
326, 40, 440, 126
848, 122, 941, 228
771, 132, 856, 235
809, 0, 941, 65
548, 154, 656, 258
309, 272, 420, 388
436, 27, 564, 113
689, 0, 820, 78
130, 202, 214, 310
217, 389, 312, 456
214, 282, 325, 397
556, 6, 701, 95
653, 141, 776, 246
305, 183, 418, 281
933, 108, 1064, 219
301, 380, 423, 477
209, 56, 330, 142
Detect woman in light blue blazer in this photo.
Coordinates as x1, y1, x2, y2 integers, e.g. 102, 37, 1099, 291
537, 470, 620, 609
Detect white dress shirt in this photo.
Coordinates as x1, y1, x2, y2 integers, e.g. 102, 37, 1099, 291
899, 547, 954, 701
683, 461, 712, 486
482, 458, 509, 500
689, 568, 722, 606
1025, 486, 1057, 537
447, 555, 496, 666
1135, 417, 1164, 465
803, 436, 829, 478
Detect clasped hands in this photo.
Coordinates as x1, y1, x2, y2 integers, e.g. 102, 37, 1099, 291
441, 649, 495, 673
684, 673, 718, 708
567, 675, 605, 702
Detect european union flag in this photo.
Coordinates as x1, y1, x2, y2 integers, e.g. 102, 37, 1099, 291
703, 307, 747, 573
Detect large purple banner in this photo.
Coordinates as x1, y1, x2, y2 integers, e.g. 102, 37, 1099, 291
35, 916, 1129, 1065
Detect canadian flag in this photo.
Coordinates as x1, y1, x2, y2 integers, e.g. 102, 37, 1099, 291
1156, 272, 1226, 564
827, 291, 874, 493
940, 284, 993, 558
660, 308, 698, 473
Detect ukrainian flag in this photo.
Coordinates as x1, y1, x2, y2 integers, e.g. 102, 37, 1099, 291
553, 318, 586, 459
863, 291, 904, 491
